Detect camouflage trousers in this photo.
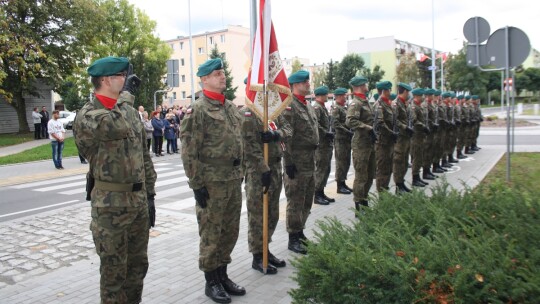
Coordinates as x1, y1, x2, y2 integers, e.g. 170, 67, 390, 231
352, 147, 375, 202
334, 138, 351, 182
456, 126, 467, 151
392, 136, 410, 184
472, 122, 480, 145
90, 204, 149, 304
375, 141, 394, 191
410, 134, 425, 175
432, 130, 443, 163
246, 161, 282, 254
196, 179, 242, 272
444, 128, 457, 156
284, 172, 314, 234
423, 133, 434, 167
315, 146, 333, 191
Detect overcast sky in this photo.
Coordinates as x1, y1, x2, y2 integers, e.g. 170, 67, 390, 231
128, 0, 539, 65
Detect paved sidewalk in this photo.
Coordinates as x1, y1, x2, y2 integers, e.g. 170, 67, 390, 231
0, 145, 514, 304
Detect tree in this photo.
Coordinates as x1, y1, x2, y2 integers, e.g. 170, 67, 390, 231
0, 0, 102, 132
210, 45, 238, 101
335, 54, 365, 89
291, 59, 303, 73
396, 54, 420, 87
523, 67, 540, 96
445, 46, 489, 98
363, 65, 385, 95
312, 65, 326, 89
416, 57, 433, 89
324, 59, 338, 90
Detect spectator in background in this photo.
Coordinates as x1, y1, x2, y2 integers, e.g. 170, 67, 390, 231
161, 104, 168, 119
143, 111, 153, 152
48, 110, 66, 169
151, 110, 165, 156
39, 106, 50, 139
32, 107, 43, 139
164, 113, 178, 154
138, 106, 145, 121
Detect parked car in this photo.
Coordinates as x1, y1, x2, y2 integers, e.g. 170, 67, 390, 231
58, 111, 76, 130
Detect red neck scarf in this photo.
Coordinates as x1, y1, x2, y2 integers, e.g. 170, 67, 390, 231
95, 94, 117, 110
353, 93, 366, 100
414, 99, 422, 106
398, 96, 407, 104
203, 89, 225, 105
294, 94, 307, 105
381, 96, 391, 106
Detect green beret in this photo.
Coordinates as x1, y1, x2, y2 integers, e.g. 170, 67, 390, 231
441, 92, 452, 98
373, 93, 380, 100
472, 95, 479, 100
456, 95, 464, 99
390, 93, 397, 100
87, 56, 129, 77
424, 88, 436, 95
244, 77, 248, 84
397, 82, 412, 91
333, 88, 348, 95
197, 58, 223, 77
349, 76, 368, 86
376, 81, 392, 90
288, 70, 310, 84
434, 90, 441, 96
450, 92, 456, 98
411, 88, 424, 96
464, 95, 471, 100
314, 86, 329, 96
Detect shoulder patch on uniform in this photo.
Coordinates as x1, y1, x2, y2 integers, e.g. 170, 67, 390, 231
244, 111, 252, 117
286, 106, 292, 111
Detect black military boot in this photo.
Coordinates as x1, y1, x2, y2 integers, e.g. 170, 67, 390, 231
288, 232, 307, 254
343, 182, 353, 192
314, 191, 329, 205
337, 182, 352, 194
205, 270, 231, 303
464, 147, 475, 154
412, 175, 426, 187
439, 161, 448, 171
422, 168, 436, 180
218, 265, 246, 296
268, 251, 286, 268
473, 143, 481, 150
354, 201, 361, 218
298, 230, 309, 246
432, 162, 445, 173
321, 190, 336, 202
448, 154, 459, 163
396, 182, 412, 194
252, 253, 277, 274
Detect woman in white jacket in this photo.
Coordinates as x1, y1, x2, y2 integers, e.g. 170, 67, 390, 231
32, 107, 43, 139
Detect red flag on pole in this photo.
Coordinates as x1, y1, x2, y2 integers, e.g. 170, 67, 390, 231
436, 52, 448, 63
245, 0, 292, 120
416, 53, 431, 62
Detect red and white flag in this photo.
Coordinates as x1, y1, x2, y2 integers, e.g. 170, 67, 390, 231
245, 0, 292, 121
436, 52, 448, 63
416, 53, 431, 62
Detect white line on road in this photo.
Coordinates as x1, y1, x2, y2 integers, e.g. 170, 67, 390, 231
0, 200, 80, 218
10, 175, 86, 189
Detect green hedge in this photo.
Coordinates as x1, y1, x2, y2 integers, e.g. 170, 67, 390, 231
290, 183, 540, 303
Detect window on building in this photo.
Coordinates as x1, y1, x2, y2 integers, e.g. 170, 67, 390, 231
170, 43, 175, 50
209, 36, 214, 45
198, 47, 204, 54
221, 52, 226, 60
220, 35, 225, 43
181, 75, 186, 82
182, 91, 186, 99
180, 58, 185, 66
179, 42, 184, 50
173, 92, 177, 99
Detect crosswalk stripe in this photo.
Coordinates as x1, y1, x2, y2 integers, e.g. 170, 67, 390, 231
11, 175, 86, 189
34, 181, 87, 192
0, 200, 80, 218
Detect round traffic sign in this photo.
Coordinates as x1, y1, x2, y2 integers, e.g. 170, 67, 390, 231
463, 16, 490, 43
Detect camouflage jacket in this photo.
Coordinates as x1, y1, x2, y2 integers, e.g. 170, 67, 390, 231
374, 98, 395, 143
313, 102, 333, 148
240, 108, 292, 174
73, 92, 157, 207
282, 96, 319, 172
180, 94, 244, 189
411, 100, 427, 133
437, 102, 449, 126
332, 103, 350, 141
461, 103, 470, 124
425, 101, 436, 129
346, 95, 374, 146
392, 97, 409, 138
453, 103, 462, 123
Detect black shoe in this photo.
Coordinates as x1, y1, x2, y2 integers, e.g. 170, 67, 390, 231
81, 160, 88, 164
457, 153, 467, 159
205, 270, 231, 303
218, 266, 246, 296
288, 233, 307, 254
337, 182, 352, 194
432, 165, 445, 173
470, 146, 479, 151
448, 154, 459, 163
268, 251, 286, 268
412, 175, 426, 187
252, 253, 277, 274
473, 144, 481, 150
422, 173, 435, 180
321, 191, 335, 202
343, 182, 353, 192
464, 147, 475, 155
396, 182, 412, 193
314, 192, 329, 205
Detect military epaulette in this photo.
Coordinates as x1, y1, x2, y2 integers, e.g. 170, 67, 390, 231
244, 111, 252, 117
286, 106, 292, 111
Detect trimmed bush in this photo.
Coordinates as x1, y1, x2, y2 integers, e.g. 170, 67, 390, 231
290, 183, 540, 303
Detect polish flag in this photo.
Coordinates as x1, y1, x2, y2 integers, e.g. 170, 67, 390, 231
416, 53, 431, 62
436, 52, 448, 63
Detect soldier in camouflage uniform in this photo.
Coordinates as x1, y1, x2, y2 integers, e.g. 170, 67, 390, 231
392, 83, 413, 193
457, 95, 474, 156
73, 57, 157, 304
345, 76, 375, 215
410, 88, 430, 187
431, 90, 447, 174
446, 93, 461, 163
373, 81, 398, 192
436, 92, 452, 171
313, 86, 335, 205
470, 95, 483, 151
332, 88, 353, 194
282, 70, 319, 255
240, 106, 291, 275
180, 59, 246, 303
421, 89, 438, 181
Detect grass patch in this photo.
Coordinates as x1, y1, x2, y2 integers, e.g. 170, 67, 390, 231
521, 109, 539, 115
0, 132, 34, 147
480, 152, 540, 196
0, 137, 80, 166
